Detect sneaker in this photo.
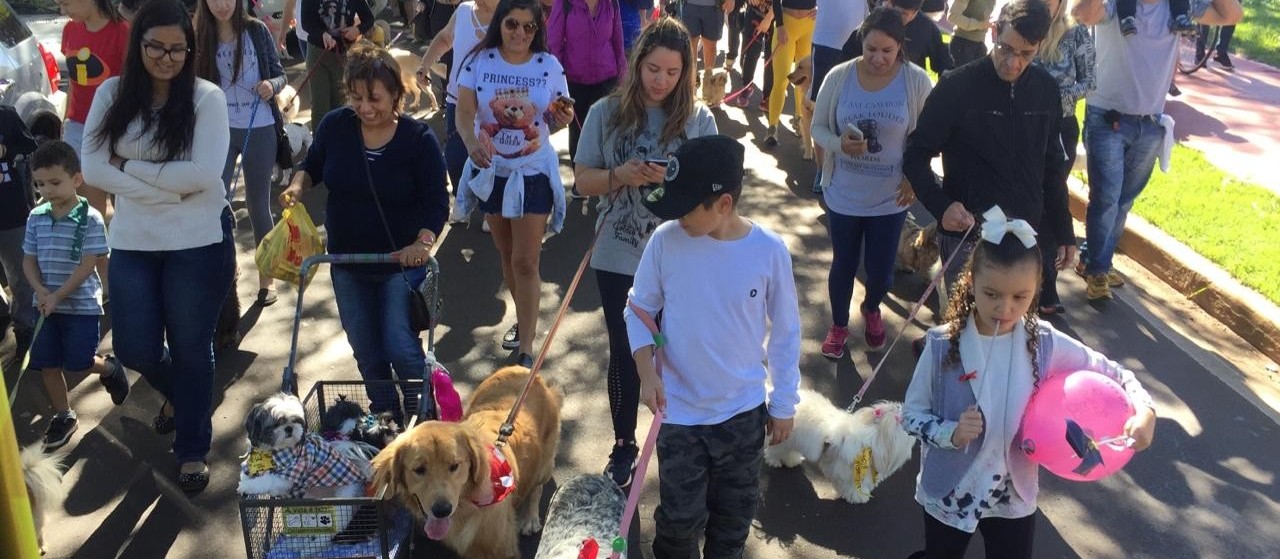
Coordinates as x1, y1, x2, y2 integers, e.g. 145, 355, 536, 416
862, 306, 887, 351
723, 56, 736, 71
1085, 274, 1113, 301
516, 352, 534, 369
43, 411, 78, 451
1120, 16, 1137, 37
729, 84, 754, 108
763, 125, 778, 148
568, 185, 588, 200
1213, 52, 1234, 71
604, 440, 640, 488
820, 325, 849, 359
1106, 270, 1126, 288
1171, 14, 1196, 35
99, 355, 130, 405
501, 324, 520, 350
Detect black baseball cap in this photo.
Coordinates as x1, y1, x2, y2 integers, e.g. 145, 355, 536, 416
641, 135, 746, 220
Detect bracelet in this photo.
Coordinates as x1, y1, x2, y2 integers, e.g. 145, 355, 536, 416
116, 159, 128, 172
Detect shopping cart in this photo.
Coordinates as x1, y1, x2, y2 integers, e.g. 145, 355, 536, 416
239, 253, 442, 559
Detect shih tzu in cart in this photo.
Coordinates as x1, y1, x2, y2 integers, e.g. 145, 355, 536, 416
320, 395, 402, 450
238, 393, 378, 549
765, 389, 916, 503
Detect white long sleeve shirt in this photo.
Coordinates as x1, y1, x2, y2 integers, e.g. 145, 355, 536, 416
624, 220, 802, 426
81, 77, 231, 251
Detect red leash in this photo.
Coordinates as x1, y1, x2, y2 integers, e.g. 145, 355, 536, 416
722, 33, 789, 105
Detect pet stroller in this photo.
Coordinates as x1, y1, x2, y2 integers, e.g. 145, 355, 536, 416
239, 253, 443, 559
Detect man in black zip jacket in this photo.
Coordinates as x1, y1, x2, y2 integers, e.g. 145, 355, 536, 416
301, 0, 375, 130
902, 0, 1072, 303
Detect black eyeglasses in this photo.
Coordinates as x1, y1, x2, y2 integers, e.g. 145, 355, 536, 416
502, 18, 538, 34
142, 42, 190, 62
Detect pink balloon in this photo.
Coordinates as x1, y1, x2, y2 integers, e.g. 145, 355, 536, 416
1018, 370, 1136, 481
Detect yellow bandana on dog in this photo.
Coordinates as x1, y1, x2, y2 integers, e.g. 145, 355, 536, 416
851, 447, 880, 498
248, 449, 275, 476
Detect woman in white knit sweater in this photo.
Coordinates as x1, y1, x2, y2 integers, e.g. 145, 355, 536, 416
82, 0, 232, 493
810, 6, 932, 360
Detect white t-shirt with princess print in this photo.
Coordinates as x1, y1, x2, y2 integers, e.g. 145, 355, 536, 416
457, 47, 569, 163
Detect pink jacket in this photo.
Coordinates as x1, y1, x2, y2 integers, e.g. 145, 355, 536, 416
547, 0, 626, 85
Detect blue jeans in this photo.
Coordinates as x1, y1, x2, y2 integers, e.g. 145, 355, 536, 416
827, 209, 907, 327
444, 103, 469, 195
110, 209, 235, 463
330, 266, 426, 419
1083, 105, 1164, 275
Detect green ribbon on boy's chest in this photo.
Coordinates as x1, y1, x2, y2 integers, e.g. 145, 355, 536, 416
30, 196, 91, 262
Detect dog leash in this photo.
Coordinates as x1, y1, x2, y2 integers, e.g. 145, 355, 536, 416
610, 300, 666, 559
6, 314, 45, 408
494, 186, 626, 449
843, 223, 975, 413
722, 32, 788, 105
226, 97, 261, 202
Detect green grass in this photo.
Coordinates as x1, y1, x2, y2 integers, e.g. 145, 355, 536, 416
1233, 0, 1280, 68
1071, 104, 1280, 305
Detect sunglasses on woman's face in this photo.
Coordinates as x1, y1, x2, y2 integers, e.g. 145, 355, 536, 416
502, 18, 538, 34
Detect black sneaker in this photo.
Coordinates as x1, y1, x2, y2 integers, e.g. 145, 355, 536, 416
99, 355, 130, 405
43, 411, 78, 451
604, 440, 640, 488
516, 352, 534, 369
1214, 52, 1234, 71
501, 324, 520, 350
1120, 16, 1137, 37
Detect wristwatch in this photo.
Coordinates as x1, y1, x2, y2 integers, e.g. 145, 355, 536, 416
116, 158, 128, 172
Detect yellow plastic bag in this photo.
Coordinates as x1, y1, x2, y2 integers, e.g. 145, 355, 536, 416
255, 204, 324, 287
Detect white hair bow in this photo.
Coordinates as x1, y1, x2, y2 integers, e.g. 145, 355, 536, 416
981, 206, 1038, 248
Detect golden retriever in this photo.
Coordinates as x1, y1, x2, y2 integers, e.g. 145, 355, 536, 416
389, 47, 439, 114
786, 55, 816, 160
373, 366, 563, 559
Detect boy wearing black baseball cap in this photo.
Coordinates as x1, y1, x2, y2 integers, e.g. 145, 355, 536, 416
624, 135, 801, 558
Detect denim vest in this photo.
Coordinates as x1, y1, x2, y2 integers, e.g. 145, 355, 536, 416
910, 326, 1056, 501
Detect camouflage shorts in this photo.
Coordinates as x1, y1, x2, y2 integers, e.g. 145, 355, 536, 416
653, 404, 767, 559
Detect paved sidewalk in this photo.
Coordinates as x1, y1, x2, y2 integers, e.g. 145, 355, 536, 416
1166, 52, 1280, 195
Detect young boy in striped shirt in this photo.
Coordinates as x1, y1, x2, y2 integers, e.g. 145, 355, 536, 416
23, 140, 128, 451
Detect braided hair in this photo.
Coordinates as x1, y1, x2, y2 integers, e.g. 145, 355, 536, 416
942, 234, 1045, 385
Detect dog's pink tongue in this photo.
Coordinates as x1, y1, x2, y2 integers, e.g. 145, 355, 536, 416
424, 517, 451, 540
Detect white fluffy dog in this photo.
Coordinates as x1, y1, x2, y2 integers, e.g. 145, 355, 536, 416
765, 389, 916, 504
23, 443, 67, 554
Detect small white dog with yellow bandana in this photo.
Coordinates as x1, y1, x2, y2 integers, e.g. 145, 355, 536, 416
764, 389, 915, 503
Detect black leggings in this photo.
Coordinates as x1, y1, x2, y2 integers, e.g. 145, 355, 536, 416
597, 268, 640, 444
740, 9, 773, 96
922, 509, 1036, 559
568, 78, 618, 160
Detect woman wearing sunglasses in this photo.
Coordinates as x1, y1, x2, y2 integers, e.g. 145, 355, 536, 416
82, 0, 232, 494
455, 0, 574, 367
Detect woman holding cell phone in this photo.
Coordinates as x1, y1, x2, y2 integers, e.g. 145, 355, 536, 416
455, 0, 575, 367
571, 17, 717, 489
809, 7, 933, 360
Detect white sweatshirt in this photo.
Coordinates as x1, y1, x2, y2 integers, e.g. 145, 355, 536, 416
81, 77, 231, 251
625, 220, 802, 426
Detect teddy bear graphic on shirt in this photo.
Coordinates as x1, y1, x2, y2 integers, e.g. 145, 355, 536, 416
481, 87, 542, 158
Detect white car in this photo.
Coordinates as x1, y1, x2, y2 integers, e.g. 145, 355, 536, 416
0, 0, 65, 136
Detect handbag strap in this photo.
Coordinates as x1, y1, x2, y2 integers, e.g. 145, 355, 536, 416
356, 118, 420, 293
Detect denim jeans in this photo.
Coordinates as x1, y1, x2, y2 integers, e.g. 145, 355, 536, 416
110, 209, 235, 463
330, 266, 427, 419
1082, 105, 1164, 275
444, 103, 468, 195
827, 209, 907, 327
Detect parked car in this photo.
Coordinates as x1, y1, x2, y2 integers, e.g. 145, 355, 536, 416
0, 0, 64, 138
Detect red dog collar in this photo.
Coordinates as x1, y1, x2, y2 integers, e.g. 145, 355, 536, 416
471, 444, 515, 507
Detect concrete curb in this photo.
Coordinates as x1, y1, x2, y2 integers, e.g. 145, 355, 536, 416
1066, 180, 1280, 365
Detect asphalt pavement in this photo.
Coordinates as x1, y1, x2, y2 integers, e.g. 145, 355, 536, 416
4, 38, 1280, 559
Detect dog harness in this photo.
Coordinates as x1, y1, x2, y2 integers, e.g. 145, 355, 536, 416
471, 444, 515, 507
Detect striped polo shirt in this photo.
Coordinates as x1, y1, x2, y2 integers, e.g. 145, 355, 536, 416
22, 197, 109, 315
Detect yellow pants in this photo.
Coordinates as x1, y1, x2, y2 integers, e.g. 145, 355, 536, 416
768, 12, 815, 127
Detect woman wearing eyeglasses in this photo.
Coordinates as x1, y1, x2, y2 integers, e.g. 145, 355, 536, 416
81, 0, 231, 494
455, 0, 574, 367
